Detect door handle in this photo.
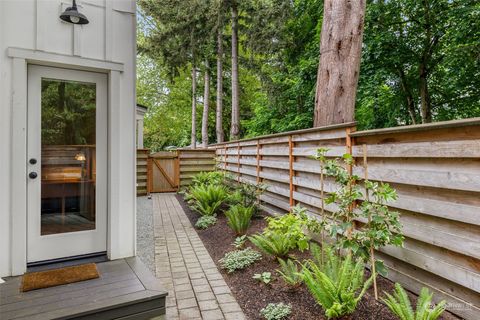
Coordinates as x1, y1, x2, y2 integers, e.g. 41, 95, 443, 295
29, 172, 38, 179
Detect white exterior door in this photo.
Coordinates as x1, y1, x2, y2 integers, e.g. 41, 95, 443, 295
27, 65, 108, 263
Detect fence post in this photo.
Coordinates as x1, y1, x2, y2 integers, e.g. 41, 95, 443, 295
289, 135, 295, 207
256, 140, 261, 183
175, 150, 180, 188
237, 142, 241, 182
147, 155, 152, 195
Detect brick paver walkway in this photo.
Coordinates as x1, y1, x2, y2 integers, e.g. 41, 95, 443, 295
152, 193, 246, 320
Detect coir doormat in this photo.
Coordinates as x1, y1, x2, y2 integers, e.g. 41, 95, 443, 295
21, 263, 99, 292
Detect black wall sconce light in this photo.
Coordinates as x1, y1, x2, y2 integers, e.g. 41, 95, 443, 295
60, 0, 89, 25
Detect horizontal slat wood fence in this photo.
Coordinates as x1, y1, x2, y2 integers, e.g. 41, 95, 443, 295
178, 149, 217, 187
136, 149, 149, 196
209, 118, 480, 320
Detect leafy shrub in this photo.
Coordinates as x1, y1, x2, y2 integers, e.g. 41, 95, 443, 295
229, 182, 267, 216
191, 171, 225, 187
260, 303, 292, 320
249, 233, 292, 258
195, 215, 217, 229
225, 205, 254, 235
276, 258, 302, 287
253, 272, 272, 284
233, 235, 247, 248
302, 251, 373, 319
219, 248, 262, 273
383, 283, 446, 320
264, 206, 321, 252
188, 184, 228, 216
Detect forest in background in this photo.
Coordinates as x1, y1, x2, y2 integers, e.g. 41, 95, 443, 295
137, 0, 480, 151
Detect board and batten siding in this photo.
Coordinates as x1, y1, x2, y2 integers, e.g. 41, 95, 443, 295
210, 118, 480, 320
0, 0, 136, 276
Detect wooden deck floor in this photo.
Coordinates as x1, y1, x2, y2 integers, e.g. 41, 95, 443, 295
0, 257, 167, 320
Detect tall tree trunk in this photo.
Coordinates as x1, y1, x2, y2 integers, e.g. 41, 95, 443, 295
419, 63, 431, 123
202, 60, 210, 147
313, 0, 367, 127
398, 69, 417, 124
230, 0, 240, 140
216, 8, 225, 143
191, 65, 197, 149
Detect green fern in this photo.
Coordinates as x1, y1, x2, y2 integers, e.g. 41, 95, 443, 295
382, 283, 446, 320
249, 233, 292, 258
188, 184, 228, 216
225, 205, 254, 235
302, 250, 373, 319
276, 258, 302, 287
191, 171, 225, 187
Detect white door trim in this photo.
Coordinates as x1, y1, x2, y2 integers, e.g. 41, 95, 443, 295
9, 48, 124, 275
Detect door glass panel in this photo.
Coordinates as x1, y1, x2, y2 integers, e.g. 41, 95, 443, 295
41, 79, 96, 235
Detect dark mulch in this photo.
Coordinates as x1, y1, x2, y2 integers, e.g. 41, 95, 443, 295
176, 194, 460, 320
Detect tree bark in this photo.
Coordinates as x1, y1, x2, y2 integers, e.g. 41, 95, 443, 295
191, 65, 197, 149
419, 62, 432, 123
313, 0, 367, 127
202, 60, 210, 147
230, 0, 240, 140
398, 69, 417, 125
216, 9, 225, 143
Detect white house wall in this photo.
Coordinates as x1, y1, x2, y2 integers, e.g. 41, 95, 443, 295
0, 0, 136, 277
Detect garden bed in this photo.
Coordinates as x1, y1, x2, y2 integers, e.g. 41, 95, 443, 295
176, 194, 459, 320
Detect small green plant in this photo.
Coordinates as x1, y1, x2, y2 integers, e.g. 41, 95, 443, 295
233, 235, 247, 248
191, 171, 225, 187
229, 182, 267, 216
253, 272, 272, 284
302, 249, 373, 319
188, 184, 228, 216
264, 206, 322, 252
382, 283, 446, 320
276, 258, 302, 287
225, 205, 254, 235
260, 303, 292, 320
249, 233, 292, 258
219, 248, 262, 273
195, 215, 217, 229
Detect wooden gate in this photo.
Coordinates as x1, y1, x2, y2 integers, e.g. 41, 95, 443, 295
148, 151, 179, 193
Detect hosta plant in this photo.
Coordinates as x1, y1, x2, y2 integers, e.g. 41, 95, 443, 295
249, 233, 292, 258
253, 272, 272, 284
188, 184, 228, 216
276, 258, 302, 287
302, 251, 373, 319
383, 283, 446, 320
195, 215, 217, 229
260, 303, 292, 320
225, 205, 254, 235
219, 248, 262, 273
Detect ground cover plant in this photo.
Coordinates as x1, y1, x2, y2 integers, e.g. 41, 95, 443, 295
195, 215, 217, 229
260, 303, 292, 320
253, 272, 272, 284
219, 247, 262, 273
